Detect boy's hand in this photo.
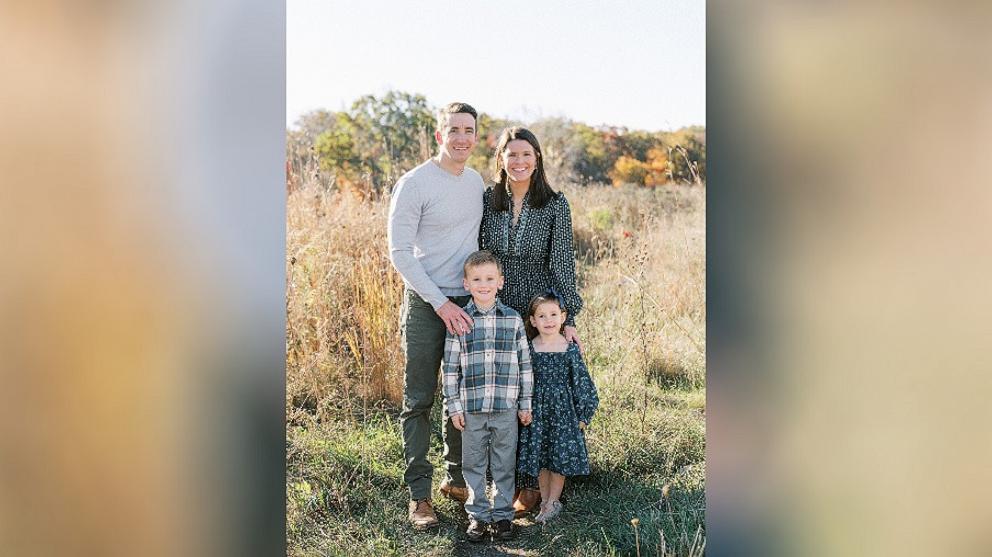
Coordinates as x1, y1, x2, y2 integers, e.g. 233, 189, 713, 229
578, 421, 587, 431
451, 412, 465, 431
518, 410, 532, 426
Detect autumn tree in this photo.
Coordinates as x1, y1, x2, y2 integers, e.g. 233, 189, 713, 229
609, 155, 649, 186
662, 127, 706, 184
288, 90, 706, 192
644, 146, 670, 186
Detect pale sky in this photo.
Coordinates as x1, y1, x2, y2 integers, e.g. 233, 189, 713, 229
288, 0, 705, 132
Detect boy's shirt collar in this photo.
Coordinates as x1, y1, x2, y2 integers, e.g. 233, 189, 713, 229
464, 298, 508, 317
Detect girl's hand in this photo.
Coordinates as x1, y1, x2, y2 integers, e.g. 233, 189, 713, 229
564, 326, 583, 353
578, 421, 586, 431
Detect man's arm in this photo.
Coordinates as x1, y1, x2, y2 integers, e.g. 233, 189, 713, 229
387, 177, 474, 335
387, 177, 447, 307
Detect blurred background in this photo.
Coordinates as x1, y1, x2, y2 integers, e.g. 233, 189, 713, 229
708, 1, 992, 555
0, 0, 284, 555
2, 0, 991, 555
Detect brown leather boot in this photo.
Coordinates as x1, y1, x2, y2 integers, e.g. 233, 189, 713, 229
408, 499, 439, 530
512, 488, 542, 518
439, 479, 468, 503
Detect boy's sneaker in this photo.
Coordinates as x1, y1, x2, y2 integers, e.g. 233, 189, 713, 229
465, 518, 488, 542
493, 519, 515, 540
535, 500, 563, 524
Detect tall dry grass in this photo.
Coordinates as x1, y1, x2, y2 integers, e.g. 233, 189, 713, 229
286, 188, 404, 420
286, 178, 705, 422
566, 183, 706, 389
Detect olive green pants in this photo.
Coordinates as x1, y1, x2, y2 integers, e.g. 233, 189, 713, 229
400, 289, 471, 501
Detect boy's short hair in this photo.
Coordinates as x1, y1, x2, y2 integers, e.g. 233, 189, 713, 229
463, 250, 502, 276
437, 102, 478, 130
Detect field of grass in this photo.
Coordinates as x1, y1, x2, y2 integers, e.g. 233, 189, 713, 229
286, 180, 706, 556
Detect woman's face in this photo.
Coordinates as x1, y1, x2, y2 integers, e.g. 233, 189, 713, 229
500, 139, 538, 185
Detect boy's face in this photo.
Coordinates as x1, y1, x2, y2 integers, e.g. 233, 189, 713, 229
463, 262, 503, 307
530, 301, 566, 337
435, 112, 477, 165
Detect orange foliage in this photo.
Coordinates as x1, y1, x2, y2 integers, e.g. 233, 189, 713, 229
610, 147, 670, 187
609, 155, 648, 187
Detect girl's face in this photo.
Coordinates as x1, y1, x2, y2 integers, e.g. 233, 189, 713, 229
530, 300, 566, 337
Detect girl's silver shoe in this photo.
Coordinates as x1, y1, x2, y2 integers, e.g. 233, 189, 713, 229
536, 500, 562, 523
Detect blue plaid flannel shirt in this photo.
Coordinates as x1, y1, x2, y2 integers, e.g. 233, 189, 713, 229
442, 299, 533, 416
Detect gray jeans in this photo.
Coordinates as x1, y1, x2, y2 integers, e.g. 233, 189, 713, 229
461, 410, 518, 523
399, 289, 470, 500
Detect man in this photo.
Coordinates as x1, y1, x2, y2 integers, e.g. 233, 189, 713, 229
387, 102, 484, 530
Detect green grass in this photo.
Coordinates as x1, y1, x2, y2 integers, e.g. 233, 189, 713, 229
287, 375, 704, 557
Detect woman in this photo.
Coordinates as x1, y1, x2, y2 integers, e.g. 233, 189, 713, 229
479, 127, 584, 516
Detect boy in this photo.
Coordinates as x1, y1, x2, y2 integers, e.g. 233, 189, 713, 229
442, 250, 533, 542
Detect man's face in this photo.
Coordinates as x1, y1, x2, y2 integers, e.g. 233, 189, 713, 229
435, 112, 477, 164
463, 262, 503, 307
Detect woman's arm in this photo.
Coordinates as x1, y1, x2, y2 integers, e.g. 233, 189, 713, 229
478, 188, 490, 251
548, 194, 583, 327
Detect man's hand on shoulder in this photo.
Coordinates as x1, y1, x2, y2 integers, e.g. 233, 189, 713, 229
437, 301, 474, 335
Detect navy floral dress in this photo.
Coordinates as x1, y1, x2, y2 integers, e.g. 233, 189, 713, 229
517, 342, 599, 477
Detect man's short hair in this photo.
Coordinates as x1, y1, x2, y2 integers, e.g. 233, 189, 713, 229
463, 250, 502, 276
436, 102, 478, 130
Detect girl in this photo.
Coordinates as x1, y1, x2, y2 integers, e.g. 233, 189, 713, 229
517, 291, 599, 524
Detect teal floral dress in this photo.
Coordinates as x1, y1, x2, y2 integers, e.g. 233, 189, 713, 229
517, 342, 599, 477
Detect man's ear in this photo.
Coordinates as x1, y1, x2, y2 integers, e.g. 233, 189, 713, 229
435, 130, 443, 145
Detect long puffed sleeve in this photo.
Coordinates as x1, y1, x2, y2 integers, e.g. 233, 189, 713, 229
548, 194, 583, 326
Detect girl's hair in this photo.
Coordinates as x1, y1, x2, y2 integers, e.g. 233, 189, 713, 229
524, 292, 567, 339
491, 127, 556, 212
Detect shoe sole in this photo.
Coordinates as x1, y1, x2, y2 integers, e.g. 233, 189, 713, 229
411, 521, 439, 531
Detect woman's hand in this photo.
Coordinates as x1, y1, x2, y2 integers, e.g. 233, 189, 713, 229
564, 325, 583, 353
578, 421, 586, 431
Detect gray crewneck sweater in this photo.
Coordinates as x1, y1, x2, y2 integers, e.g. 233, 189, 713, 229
388, 160, 484, 309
